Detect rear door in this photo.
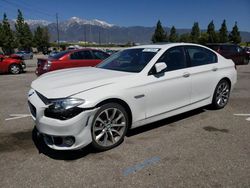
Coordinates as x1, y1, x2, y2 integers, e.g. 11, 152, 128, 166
185, 46, 218, 103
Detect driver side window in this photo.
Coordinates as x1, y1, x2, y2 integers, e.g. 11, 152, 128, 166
157, 47, 187, 72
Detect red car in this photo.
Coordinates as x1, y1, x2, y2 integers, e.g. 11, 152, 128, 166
36, 48, 110, 76
0, 53, 26, 74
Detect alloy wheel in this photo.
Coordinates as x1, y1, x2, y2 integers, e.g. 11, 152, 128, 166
92, 107, 127, 148
215, 81, 230, 107
10, 64, 21, 74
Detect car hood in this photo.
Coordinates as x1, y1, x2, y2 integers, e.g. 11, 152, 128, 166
31, 67, 133, 98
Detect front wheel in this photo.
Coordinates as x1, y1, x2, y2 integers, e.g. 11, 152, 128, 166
91, 103, 129, 151
211, 79, 230, 109
9, 64, 21, 74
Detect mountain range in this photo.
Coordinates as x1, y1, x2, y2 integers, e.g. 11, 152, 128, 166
8, 17, 250, 44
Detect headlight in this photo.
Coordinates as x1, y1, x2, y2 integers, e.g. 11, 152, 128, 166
45, 98, 85, 120
49, 98, 85, 113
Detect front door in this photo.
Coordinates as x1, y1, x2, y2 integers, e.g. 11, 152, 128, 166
145, 46, 191, 118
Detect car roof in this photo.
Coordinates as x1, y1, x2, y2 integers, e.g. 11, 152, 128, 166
67, 48, 100, 53
130, 43, 209, 50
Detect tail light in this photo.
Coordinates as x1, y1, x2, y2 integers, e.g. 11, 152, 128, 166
43, 61, 52, 70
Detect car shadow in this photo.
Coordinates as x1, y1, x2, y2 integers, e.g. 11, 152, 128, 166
32, 128, 97, 160
127, 107, 206, 137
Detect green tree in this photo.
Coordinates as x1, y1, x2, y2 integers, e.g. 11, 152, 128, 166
0, 22, 3, 47
169, 26, 178, 42
151, 20, 167, 43
33, 26, 50, 52
229, 22, 241, 44
179, 33, 190, 42
42, 27, 50, 49
219, 19, 228, 43
198, 32, 209, 45
15, 9, 33, 50
190, 22, 200, 43
1, 13, 15, 54
24, 23, 33, 47
207, 20, 218, 43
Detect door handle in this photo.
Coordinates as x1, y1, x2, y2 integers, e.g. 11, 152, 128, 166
212, 67, 218, 71
183, 72, 190, 78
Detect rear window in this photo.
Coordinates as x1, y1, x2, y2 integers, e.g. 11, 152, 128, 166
50, 51, 69, 60
186, 46, 217, 67
70, 50, 93, 60
92, 50, 109, 60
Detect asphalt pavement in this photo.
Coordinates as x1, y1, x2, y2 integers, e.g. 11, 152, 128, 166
0, 56, 250, 188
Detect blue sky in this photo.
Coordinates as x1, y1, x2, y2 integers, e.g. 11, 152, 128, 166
0, 0, 250, 31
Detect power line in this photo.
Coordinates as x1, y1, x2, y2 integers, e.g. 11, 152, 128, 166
1, 0, 54, 18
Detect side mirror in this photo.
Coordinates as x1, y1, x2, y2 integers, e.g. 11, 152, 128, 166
155, 62, 167, 74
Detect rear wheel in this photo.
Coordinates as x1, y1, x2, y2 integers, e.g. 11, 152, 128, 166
211, 79, 230, 109
9, 64, 21, 74
91, 103, 129, 151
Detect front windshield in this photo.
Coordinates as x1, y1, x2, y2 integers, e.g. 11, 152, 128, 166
96, 48, 160, 73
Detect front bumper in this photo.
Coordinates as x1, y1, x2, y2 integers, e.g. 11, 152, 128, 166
28, 90, 98, 150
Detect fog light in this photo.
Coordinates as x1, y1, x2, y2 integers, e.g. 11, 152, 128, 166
63, 136, 75, 147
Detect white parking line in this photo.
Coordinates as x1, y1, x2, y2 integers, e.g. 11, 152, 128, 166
234, 114, 250, 121
5, 114, 31, 121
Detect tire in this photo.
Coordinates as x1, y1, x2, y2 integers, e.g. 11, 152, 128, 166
9, 64, 21, 74
91, 103, 129, 151
211, 79, 230, 109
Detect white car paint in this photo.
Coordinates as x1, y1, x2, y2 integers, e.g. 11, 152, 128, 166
28, 43, 237, 150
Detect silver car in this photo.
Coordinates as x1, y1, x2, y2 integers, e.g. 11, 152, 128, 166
15, 51, 33, 60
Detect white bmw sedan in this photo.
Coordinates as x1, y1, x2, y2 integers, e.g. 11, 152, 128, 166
28, 43, 237, 151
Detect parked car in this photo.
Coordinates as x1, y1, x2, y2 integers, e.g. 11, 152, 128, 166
35, 48, 110, 76
28, 43, 237, 151
244, 47, 250, 59
0, 55, 26, 74
12, 51, 33, 60
206, 43, 249, 65
105, 49, 119, 55
0, 52, 5, 59
48, 50, 59, 58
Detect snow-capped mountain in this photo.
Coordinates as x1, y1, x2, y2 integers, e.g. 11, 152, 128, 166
11, 19, 51, 26
11, 17, 114, 29
63, 17, 114, 28
91, 19, 114, 28
25, 19, 51, 26
5, 17, 250, 43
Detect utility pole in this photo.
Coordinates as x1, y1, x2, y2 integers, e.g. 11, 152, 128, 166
56, 13, 60, 50
84, 25, 87, 48
89, 25, 92, 44
98, 30, 101, 45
